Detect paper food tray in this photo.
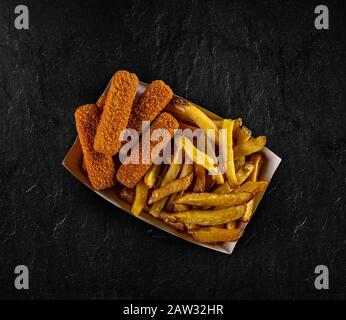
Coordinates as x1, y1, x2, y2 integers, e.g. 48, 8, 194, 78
62, 82, 281, 254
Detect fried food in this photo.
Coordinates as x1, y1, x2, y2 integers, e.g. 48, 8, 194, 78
96, 92, 106, 109
241, 198, 255, 222
94, 70, 139, 155
234, 136, 266, 159
75, 104, 116, 190
221, 119, 238, 187
165, 163, 194, 211
236, 126, 252, 145
162, 205, 246, 225
166, 98, 219, 143
174, 192, 253, 207
193, 164, 206, 193
236, 181, 267, 193
190, 227, 243, 243
148, 173, 193, 204
213, 181, 233, 194
116, 112, 179, 188
131, 180, 148, 215
144, 164, 161, 188
247, 153, 264, 182
178, 136, 224, 183
236, 163, 255, 185
149, 149, 183, 216
127, 80, 173, 132
226, 221, 237, 229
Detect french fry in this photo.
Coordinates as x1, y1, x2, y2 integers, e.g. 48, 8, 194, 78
236, 163, 255, 185
173, 204, 190, 212
174, 192, 252, 207
233, 118, 243, 142
234, 157, 245, 171
241, 199, 255, 222
212, 181, 233, 194
222, 119, 238, 187
166, 98, 219, 144
247, 153, 264, 182
190, 227, 244, 243
162, 205, 246, 225
178, 121, 199, 132
234, 136, 266, 159
193, 164, 206, 193
148, 173, 193, 204
131, 180, 148, 216
149, 151, 183, 217
155, 164, 170, 188
144, 164, 161, 188
236, 126, 252, 145
235, 181, 267, 193
165, 163, 194, 211
179, 136, 224, 184
226, 221, 237, 229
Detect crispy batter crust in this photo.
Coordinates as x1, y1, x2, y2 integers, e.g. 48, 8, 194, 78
94, 70, 139, 155
75, 104, 116, 190
116, 112, 179, 188
127, 80, 173, 132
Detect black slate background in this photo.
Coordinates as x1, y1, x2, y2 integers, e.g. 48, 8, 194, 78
0, 0, 345, 300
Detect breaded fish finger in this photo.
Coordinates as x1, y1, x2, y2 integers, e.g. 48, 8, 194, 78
75, 104, 116, 190
116, 112, 179, 188
127, 80, 173, 132
94, 70, 139, 156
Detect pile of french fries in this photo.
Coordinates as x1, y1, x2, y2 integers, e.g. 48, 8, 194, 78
119, 97, 268, 244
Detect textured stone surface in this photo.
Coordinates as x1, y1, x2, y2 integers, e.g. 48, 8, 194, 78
0, 0, 345, 299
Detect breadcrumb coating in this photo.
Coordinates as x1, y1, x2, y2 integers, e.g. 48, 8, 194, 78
116, 112, 179, 188
94, 70, 139, 155
75, 104, 116, 190
127, 80, 173, 132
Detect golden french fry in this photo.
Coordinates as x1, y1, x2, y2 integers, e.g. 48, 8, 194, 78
180, 136, 216, 170
213, 181, 233, 194
131, 180, 148, 216
226, 221, 237, 229
234, 157, 245, 171
222, 119, 238, 187
194, 164, 206, 193
174, 192, 252, 207
178, 121, 199, 132
179, 136, 224, 184
236, 163, 255, 185
241, 199, 255, 222
173, 203, 190, 212
234, 136, 266, 159
236, 126, 252, 145
149, 153, 182, 217
162, 205, 246, 225
247, 153, 264, 182
144, 164, 162, 188
148, 173, 193, 204
235, 181, 267, 193
190, 227, 243, 243
166, 98, 219, 143
165, 163, 194, 211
